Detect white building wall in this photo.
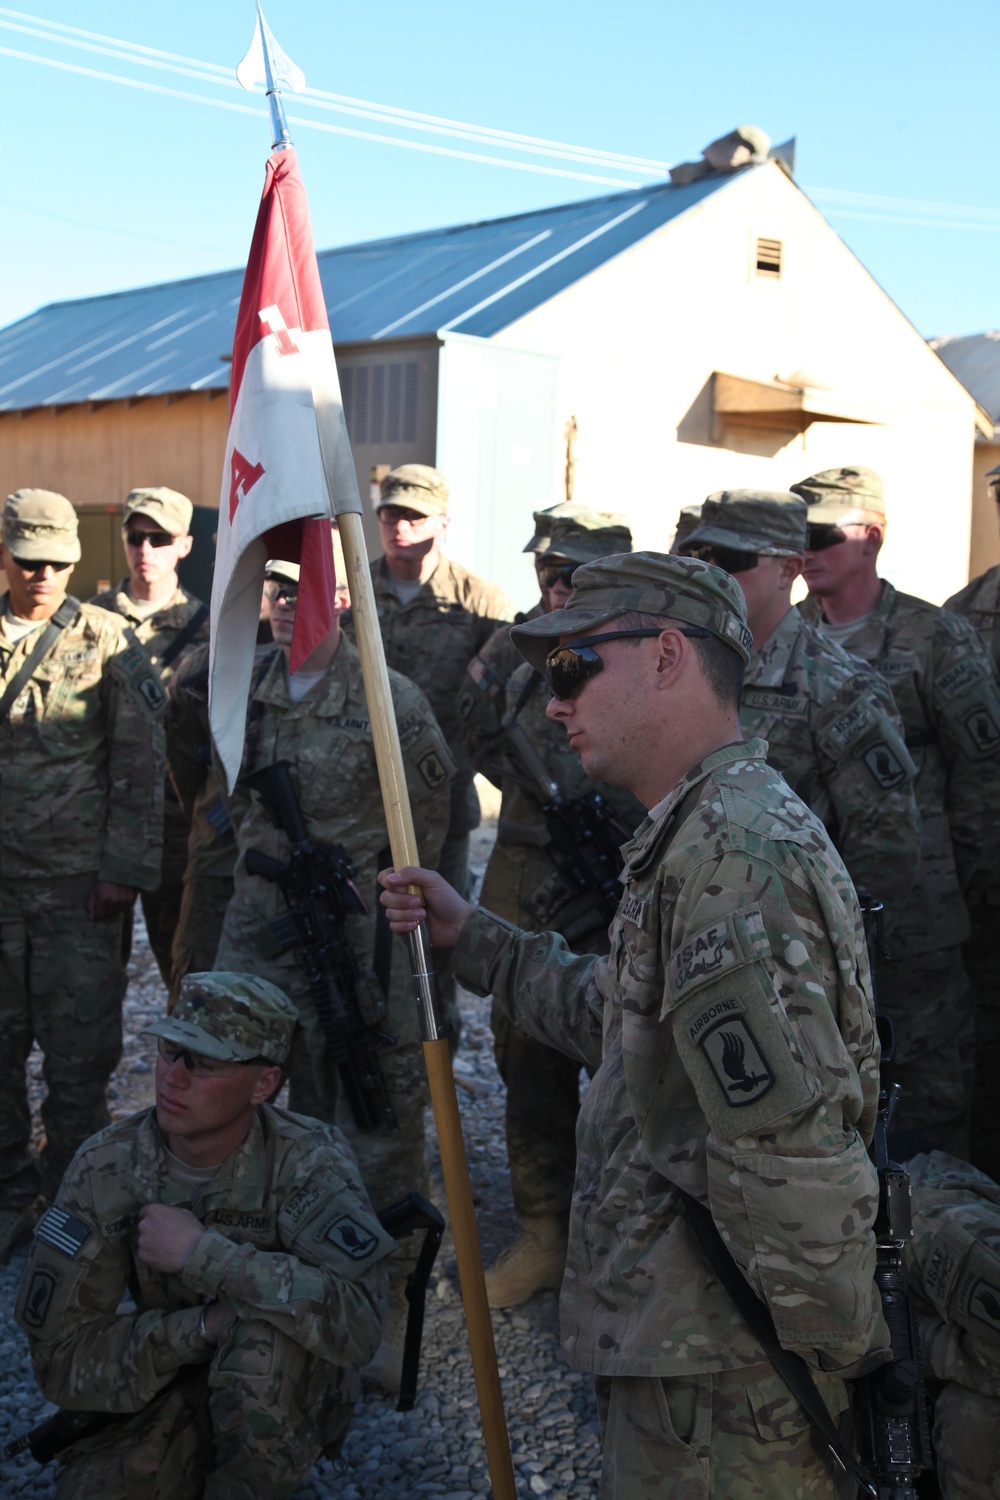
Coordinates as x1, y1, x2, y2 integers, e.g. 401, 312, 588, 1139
491, 163, 977, 605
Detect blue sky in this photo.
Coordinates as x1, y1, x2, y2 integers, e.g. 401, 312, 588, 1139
0, 0, 996, 338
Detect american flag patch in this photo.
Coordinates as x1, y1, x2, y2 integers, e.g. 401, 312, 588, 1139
35, 1206, 93, 1258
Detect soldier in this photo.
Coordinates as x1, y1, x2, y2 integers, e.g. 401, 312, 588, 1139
944, 460, 1000, 1180
669, 502, 703, 554
343, 464, 513, 1043
458, 502, 644, 1308
91, 487, 210, 985
794, 465, 1000, 1157
381, 552, 889, 1499
680, 489, 920, 935
214, 552, 453, 1392
0, 490, 166, 1262
904, 1149, 1000, 1500
15, 972, 395, 1499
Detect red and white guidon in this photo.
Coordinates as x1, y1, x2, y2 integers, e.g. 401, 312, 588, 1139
209, 146, 360, 788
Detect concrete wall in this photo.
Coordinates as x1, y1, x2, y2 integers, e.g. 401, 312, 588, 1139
493, 162, 979, 605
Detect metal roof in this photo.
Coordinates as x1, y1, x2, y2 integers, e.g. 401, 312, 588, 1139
931, 331, 1000, 428
0, 170, 743, 412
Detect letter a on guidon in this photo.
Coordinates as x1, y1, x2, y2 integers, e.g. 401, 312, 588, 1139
209, 147, 362, 790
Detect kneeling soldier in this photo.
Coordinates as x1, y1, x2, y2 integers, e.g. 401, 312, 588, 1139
15, 972, 394, 1500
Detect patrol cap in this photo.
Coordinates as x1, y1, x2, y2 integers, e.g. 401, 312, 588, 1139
669, 505, 703, 555
145, 972, 297, 1065
377, 464, 449, 516
2, 489, 81, 564
511, 550, 753, 670
264, 559, 300, 584
790, 466, 885, 521
525, 501, 633, 565
682, 490, 806, 555
124, 486, 194, 536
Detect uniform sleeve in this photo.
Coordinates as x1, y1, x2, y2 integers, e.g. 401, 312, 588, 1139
811, 670, 920, 929
654, 850, 884, 1372
930, 622, 1000, 894
454, 905, 605, 1069
394, 681, 457, 871
165, 648, 211, 820
456, 623, 520, 788
15, 1170, 213, 1412
180, 1175, 394, 1368
98, 629, 168, 890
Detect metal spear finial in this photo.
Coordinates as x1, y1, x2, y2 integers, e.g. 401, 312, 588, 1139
236, 1, 306, 153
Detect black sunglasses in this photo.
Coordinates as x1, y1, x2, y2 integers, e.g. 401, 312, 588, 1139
263, 579, 298, 606
8, 555, 72, 573
804, 524, 851, 552
124, 528, 175, 548
684, 543, 760, 574
537, 563, 577, 589
544, 627, 712, 701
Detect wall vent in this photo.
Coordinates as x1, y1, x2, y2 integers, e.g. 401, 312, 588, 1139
755, 237, 782, 278
342, 361, 419, 444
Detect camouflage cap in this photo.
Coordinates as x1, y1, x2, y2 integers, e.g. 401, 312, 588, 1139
525, 501, 633, 564
682, 490, 806, 555
2, 489, 81, 564
377, 464, 449, 517
669, 505, 703, 555
511, 549, 753, 669
145, 972, 297, 1064
264, 559, 300, 584
790, 466, 885, 521
124, 486, 194, 536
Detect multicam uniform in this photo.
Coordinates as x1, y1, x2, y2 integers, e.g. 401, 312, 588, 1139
905, 1150, 1000, 1500
214, 639, 453, 1209
455, 739, 888, 1499
802, 582, 1000, 1155
0, 598, 165, 1206
459, 615, 644, 1224
15, 1103, 395, 1499
740, 608, 920, 928
165, 643, 272, 1008
944, 566, 1000, 1179
90, 582, 210, 985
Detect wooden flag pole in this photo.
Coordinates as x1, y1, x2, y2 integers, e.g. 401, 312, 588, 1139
338, 511, 517, 1500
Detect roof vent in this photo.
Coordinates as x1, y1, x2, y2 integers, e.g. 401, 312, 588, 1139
755, 237, 782, 278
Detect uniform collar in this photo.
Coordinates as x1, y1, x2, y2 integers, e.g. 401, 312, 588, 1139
129, 1106, 268, 1209
745, 607, 803, 687
255, 632, 359, 714
375, 554, 446, 602
622, 738, 768, 876
110, 581, 195, 625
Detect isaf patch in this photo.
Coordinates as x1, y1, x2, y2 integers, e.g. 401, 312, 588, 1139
35, 1205, 92, 1258
667, 907, 769, 1007
396, 710, 425, 749
825, 701, 874, 751
938, 659, 987, 701
696, 1013, 775, 1108
418, 750, 449, 789
21, 1266, 60, 1329
318, 1213, 379, 1260
283, 1184, 323, 1227
863, 742, 907, 789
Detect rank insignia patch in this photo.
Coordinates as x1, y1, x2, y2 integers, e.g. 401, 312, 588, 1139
698, 1016, 775, 1107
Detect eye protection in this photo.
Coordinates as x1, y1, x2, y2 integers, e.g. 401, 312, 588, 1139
8, 556, 72, 573
537, 563, 577, 590
263, 579, 298, 607
124, 528, 175, 548
543, 627, 712, 700
156, 1038, 271, 1076
804, 524, 852, 552
683, 543, 760, 574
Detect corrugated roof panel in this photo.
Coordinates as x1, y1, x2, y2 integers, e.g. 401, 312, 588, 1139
0, 171, 739, 411
931, 332, 1000, 424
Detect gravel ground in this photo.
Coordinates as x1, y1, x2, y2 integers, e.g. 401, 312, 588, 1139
0, 817, 603, 1498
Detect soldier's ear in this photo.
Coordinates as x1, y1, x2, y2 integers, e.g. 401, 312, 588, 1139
250, 1064, 283, 1105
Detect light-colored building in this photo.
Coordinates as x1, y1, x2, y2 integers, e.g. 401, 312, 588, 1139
930, 331, 1000, 582
0, 158, 987, 608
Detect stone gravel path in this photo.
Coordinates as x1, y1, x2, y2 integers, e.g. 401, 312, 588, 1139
0, 820, 603, 1497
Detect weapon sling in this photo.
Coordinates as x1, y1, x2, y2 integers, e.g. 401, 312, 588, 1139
156, 603, 209, 673
0, 595, 79, 724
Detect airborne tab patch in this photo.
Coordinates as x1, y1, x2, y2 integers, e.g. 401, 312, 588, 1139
968, 1278, 1000, 1336
35, 1205, 93, 1258
863, 742, 907, 789
417, 750, 449, 789
21, 1266, 60, 1329
962, 703, 1000, 756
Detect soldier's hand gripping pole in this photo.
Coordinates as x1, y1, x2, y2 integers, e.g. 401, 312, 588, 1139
337, 510, 516, 1500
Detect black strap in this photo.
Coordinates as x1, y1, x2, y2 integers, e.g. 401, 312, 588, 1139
679, 1188, 876, 1498
0, 595, 80, 725
157, 603, 209, 672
